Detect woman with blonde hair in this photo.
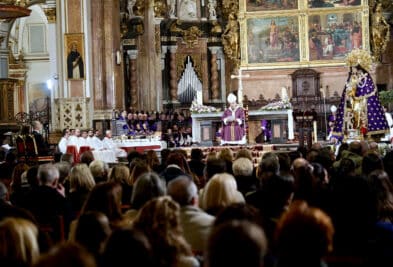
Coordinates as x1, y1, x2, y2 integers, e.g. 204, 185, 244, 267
200, 173, 245, 215
108, 164, 133, 205
132, 196, 199, 267
67, 163, 96, 213
0, 217, 40, 266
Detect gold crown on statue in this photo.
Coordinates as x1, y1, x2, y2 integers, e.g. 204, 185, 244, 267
345, 49, 373, 72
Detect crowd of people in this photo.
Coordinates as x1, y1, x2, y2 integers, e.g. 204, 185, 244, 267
115, 109, 194, 148
1, 138, 393, 267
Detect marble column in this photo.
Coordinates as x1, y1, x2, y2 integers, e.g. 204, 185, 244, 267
168, 46, 178, 102
127, 50, 138, 110
90, 0, 122, 119
209, 47, 220, 101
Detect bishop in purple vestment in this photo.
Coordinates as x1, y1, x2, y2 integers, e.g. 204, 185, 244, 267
221, 93, 246, 145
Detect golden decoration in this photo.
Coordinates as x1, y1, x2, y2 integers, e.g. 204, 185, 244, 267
222, 12, 240, 69
43, 7, 56, 23
134, 0, 145, 16
170, 20, 182, 33
211, 21, 222, 34
371, 3, 391, 62
181, 26, 202, 48
345, 49, 373, 72
153, 0, 166, 18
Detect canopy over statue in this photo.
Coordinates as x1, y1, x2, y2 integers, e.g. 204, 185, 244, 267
331, 49, 389, 142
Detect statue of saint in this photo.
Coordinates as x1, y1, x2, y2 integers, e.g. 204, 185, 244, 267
372, 3, 390, 61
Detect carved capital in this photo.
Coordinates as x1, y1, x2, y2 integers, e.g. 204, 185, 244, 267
43, 7, 56, 23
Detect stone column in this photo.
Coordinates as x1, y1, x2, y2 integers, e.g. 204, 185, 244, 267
168, 46, 178, 102
90, 0, 122, 120
127, 50, 138, 110
209, 47, 220, 101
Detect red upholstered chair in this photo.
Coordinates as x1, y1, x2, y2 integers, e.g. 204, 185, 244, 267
66, 145, 79, 164
15, 135, 26, 161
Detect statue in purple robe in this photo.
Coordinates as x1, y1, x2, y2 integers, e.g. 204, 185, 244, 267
331, 49, 389, 142
221, 93, 246, 145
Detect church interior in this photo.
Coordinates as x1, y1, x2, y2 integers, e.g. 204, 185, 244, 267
0, 0, 393, 149
3, 1, 393, 266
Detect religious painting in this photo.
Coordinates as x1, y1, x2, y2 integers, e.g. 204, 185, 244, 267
28, 83, 50, 122
246, 16, 300, 64
64, 33, 85, 80
308, 0, 361, 9
246, 0, 298, 11
308, 11, 363, 61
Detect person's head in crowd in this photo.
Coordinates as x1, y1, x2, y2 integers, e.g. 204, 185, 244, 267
234, 148, 253, 161
206, 151, 217, 161
167, 175, 197, 207
296, 146, 308, 159
73, 211, 111, 258
367, 169, 393, 222
257, 152, 279, 182
166, 151, 188, 171
218, 148, 234, 174
32, 120, 43, 132
311, 162, 328, 185
291, 158, 316, 203
108, 165, 132, 186
132, 196, 194, 267
80, 182, 125, 229
160, 148, 171, 164
349, 141, 362, 156
362, 151, 384, 176
33, 242, 97, 267
80, 150, 95, 166
360, 140, 370, 156
232, 157, 253, 177
26, 165, 39, 188
190, 148, 204, 162
11, 162, 29, 191
214, 203, 263, 228
0, 217, 40, 266
336, 142, 349, 159
0, 162, 13, 188
69, 163, 96, 194
206, 220, 267, 267
53, 152, 63, 163
60, 153, 74, 166
0, 181, 8, 202
288, 150, 303, 165
102, 228, 153, 267
89, 160, 109, 184
37, 163, 60, 188
131, 172, 166, 209
127, 150, 144, 165
129, 158, 150, 184
274, 201, 334, 266
54, 161, 72, 185
204, 158, 226, 182
383, 150, 393, 182
201, 173, 245, 215
306, 149, 319, 163
337, 157, 356, 177
145, 150, 160, 170
368, 141, 379, 153
277, 152, 291, 176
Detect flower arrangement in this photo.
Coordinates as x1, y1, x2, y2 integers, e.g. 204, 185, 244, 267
190, 101, 221, 113
260, 99, 292, 111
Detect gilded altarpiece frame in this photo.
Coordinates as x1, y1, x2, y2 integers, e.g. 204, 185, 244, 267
239, 0, 370, 69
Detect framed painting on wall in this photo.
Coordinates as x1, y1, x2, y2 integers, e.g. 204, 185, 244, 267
64, 33, 85, 80
308, 11, 363, 61
308, 0, 361, 9
245, 16, 300, 65
246, 0, 298, 12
